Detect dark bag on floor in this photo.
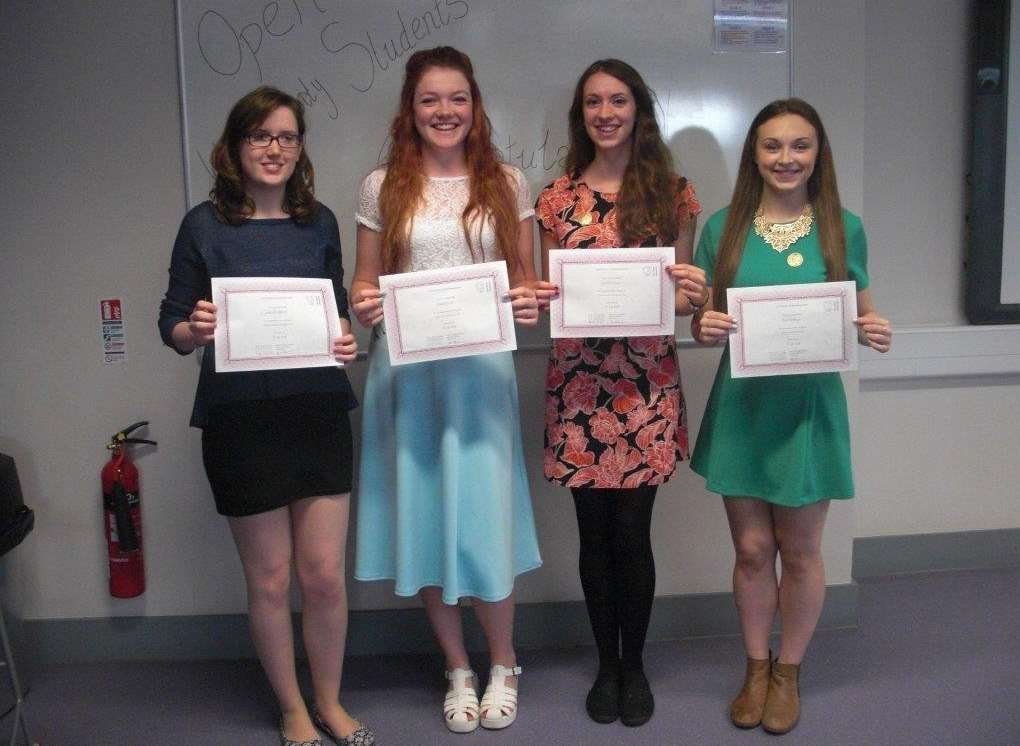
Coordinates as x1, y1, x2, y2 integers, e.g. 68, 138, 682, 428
0, 453, 34, 557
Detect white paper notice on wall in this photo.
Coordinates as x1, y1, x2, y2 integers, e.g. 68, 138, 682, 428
100, 298, 126, 365
714, 0, 789, 53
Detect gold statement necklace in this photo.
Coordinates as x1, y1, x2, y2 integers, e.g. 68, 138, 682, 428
753, 204, 813, 267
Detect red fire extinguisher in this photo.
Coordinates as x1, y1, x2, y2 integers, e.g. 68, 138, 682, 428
102, 421, 156, 598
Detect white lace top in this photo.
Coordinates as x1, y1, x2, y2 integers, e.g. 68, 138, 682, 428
355, 165, 534, 272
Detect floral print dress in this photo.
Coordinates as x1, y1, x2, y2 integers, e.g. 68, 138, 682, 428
536, 174, 701, 489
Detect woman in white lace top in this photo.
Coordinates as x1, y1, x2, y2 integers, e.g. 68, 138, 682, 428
350, 47, 541, 734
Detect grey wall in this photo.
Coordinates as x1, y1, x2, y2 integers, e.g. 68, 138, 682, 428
854, 0, 1020, 539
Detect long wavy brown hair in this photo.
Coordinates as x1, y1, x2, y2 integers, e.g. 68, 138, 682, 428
377, 47, 520, 276
210, 86, 316, 225
712, 98, 846, 313
564, 59, 684, 246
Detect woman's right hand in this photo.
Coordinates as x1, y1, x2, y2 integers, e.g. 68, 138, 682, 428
529, 280, 559, 312
351, 286, 385, 328
693, 309, 736, 346
187, 300, 218, 347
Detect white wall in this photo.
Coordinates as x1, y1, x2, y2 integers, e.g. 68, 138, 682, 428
1, 0, 1017, 623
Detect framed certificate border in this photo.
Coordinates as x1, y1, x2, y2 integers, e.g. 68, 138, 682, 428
379, 260, 517, 366
211, 276, 342, 373
727, 280, 859, 378
549, 247, 675, 338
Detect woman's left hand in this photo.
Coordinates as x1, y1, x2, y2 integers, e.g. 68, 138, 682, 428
854, 312, 892, 353
508, 285, 539, 326
332, 332, 359, 363
667, 263, 708, 311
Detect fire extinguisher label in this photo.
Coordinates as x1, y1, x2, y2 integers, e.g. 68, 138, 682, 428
99, 298, 127, 365
104, 490, 139, 511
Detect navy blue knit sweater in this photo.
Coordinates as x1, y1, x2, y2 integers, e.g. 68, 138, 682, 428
158, 201, 357, 427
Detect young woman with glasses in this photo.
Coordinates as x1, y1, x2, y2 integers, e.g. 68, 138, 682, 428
158, 86, 373, 746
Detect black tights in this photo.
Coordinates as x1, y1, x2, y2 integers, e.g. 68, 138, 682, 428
571, 485, 658, 673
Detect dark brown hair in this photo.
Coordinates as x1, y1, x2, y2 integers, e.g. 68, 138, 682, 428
712, 98, 846, 312
565, 59, 684, 245
377, 47, 520, 276
209, 86, 316, 224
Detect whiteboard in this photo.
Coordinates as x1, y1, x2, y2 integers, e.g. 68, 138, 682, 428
175, 0, 791, 344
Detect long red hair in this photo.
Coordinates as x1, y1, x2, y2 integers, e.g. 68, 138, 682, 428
712, 98, 846, 313
377, 47, 520, 276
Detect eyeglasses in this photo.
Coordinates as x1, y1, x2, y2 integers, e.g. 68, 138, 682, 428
245, 131, 303, 149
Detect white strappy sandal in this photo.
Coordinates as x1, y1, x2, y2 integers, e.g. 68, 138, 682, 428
480, 664, 521, 730
444, 668, 480, 733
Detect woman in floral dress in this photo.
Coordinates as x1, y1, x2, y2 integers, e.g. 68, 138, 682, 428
534, 59, 707, 727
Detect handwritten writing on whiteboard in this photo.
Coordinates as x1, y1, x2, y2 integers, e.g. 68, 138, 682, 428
372, 128, 568, 175
321, 1, 469, 93
295, 76, 338, 119
196, 2, 336, 80
501, 130, 568, 174
196, 1, 470, 99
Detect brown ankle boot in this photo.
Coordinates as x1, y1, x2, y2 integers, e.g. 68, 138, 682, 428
729, 656, 771, 728
761, 660, 800, 734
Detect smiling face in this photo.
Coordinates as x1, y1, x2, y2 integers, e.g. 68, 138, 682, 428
239, 105, 301, 194
754, 113, 818, 200
581, 71, 636, 157
412, 66, 473, 158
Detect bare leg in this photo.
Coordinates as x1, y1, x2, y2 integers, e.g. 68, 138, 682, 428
472, 594, 519, 689
723, 497, 780, 660
229, 509, 316, 742
421, 587, 476, 725
473, 595, 520, 725
420, 587, 471, 670
291, 493, 361, 738
773, 501, 830, 664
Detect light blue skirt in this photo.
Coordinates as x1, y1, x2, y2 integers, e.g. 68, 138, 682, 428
354, 334, 542, 604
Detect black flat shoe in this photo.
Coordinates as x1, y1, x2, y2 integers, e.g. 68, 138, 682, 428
585, 667, 621, 724
619, 668, 654, 727
312, 708, 376, 746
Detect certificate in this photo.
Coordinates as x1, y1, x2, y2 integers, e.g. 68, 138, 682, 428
549, 246, 675, 338
379, 260, 517, 366
727, 281, 858, 378
211, 277, 343, 373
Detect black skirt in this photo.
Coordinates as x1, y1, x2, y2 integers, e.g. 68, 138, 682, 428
201, 392, 354, 517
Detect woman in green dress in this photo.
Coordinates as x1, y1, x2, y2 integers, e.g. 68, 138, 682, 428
691, 98, 892, 735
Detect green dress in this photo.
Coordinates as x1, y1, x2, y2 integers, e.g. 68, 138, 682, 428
690, 207, 869, 507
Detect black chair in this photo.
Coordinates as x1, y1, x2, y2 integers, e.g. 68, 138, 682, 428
0, 453, 34, 746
